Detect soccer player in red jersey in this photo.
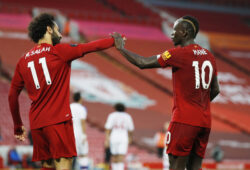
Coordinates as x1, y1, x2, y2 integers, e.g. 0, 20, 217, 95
112, 16, 220, 170
8, 13, 116, 170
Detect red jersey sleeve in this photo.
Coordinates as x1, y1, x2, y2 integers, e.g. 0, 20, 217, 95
55, 37, 114, 62
157, 47, 184, 68
8, 61, 24, 135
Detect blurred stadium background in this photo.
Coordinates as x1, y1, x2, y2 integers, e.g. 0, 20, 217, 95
0, 0, 249, 169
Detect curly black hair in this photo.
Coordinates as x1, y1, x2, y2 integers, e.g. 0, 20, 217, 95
182, 15, 199, 38
114, 103, 126, 112
28, 13, 55, 43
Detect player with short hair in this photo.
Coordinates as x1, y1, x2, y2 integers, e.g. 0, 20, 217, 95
105, 103, 134, 170
70, 92, 89, 170
8, 13, 116, 170
112, 16, 220, 170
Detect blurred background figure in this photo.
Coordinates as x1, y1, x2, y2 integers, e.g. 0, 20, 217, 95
154, 121, 170, 158
63, 16, 71, 37
104, 145, 111, 170
70, 92, 89, 170
7, 146, 22, 169
163, 122, 170, 170
105, 103, 134, 170
211, 144, 224, 163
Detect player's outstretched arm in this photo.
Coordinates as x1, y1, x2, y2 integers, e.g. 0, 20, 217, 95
210, 76, 220, 101
112, 33, 161, 69
56, 37, 115, 62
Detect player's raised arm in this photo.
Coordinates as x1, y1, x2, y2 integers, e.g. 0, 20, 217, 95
56, 37, 115, 62
210, 76, 220, 101
112, 33, 161, 69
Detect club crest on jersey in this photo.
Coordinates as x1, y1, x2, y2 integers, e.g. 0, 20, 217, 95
162, 51, 171, 61
193, 49, 207, 55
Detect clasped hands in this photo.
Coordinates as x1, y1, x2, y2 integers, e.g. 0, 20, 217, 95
110, 32, 126, 50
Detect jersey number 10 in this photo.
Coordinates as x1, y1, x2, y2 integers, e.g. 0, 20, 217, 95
192, 60, 213, 89
28, 57, 52, 89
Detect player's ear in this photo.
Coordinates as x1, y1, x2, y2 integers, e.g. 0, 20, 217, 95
47, 26, 53, 34
182, 29, 188, 38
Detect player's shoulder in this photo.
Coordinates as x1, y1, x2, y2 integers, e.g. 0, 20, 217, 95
109, 111, 117, 116
124, 112, 132, 119
166, 46, 182, 54
70, 102, 77, 107
54, 43, 77, 51
70, 103, 85, 109
117, 112, 131, 118
108, 111, 120, 118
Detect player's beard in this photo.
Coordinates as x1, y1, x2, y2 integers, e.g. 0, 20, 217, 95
51, 31, 61, 46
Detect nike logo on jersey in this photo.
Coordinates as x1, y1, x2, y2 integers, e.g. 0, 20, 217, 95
25, 47, 51, 58
193, 49, 207, 55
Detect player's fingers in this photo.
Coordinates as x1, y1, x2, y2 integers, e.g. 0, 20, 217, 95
23, 131, 27, 137
15, 134, 25, 141
15, 135, 21, 140
20, 136, 25, 141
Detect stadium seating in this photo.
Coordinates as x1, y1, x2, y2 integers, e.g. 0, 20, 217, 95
0, 78, 30, 146
0, 0, 121, 22
0, 0, 161, 26
106, 0, 162, 26
185, 0, 250, 8
159, 6, 250, 35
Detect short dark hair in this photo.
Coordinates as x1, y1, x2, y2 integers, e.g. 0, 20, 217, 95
114, 103, 126, 112
182, 15, 199, 38
28, 13, 55, 43
73, 92, 81, 102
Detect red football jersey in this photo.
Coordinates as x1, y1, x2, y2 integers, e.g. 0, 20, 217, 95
9, 38, 114, 130
157, 44, 217, 128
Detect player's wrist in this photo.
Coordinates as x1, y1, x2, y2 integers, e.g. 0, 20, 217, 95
118, 46, 125, 51
14, 124, 24, 135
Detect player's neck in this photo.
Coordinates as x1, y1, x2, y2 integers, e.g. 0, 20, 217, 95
181, 39, 195, 47
38, 33, 53, 45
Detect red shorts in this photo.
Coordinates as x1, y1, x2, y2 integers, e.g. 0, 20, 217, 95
166, 122, 210, 158
31, 120, 77, 161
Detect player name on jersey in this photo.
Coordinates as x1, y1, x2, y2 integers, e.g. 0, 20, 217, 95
25, 47, 51, 58
193, 49, 207, 55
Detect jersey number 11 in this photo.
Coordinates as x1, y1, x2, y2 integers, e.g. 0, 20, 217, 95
28, 57, 52, 89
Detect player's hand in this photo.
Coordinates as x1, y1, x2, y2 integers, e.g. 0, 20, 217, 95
111, 32, 126, 50
14, 126, 26, 142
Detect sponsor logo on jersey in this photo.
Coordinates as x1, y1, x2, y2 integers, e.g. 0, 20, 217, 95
162, 51, 171, 61
25, 47, 51, 58
193, 49, 207, 55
